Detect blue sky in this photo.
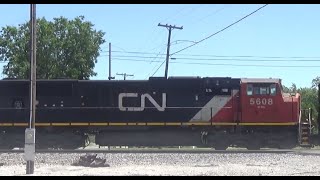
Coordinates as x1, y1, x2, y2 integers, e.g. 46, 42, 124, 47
0, 4, 319, 88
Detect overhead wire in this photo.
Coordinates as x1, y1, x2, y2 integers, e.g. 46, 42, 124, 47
171, 4, 269, 56
104, 50, 320, 59
191, 5, 230, 25
145, 48, 167, 79
109, 55, 320, 62
148, 32, 180, 77
111, 58, 320, 68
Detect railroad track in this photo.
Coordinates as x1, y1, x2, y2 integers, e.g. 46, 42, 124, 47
0, 148, 299, 154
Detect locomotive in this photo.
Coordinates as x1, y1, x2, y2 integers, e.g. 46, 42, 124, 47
0, 76, 316, 150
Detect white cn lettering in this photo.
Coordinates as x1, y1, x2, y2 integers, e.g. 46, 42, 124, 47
119, 93, 166, 111
118, 93, 142, 111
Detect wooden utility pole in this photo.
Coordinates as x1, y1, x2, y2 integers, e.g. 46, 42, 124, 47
108, 42, 114, 80
116, 73, 134, 80
30, 4, 36, 130
25, 4, 36, 175
158, 23, 183, 79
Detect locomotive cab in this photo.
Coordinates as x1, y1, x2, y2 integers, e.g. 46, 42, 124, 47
240, 78, 300, 124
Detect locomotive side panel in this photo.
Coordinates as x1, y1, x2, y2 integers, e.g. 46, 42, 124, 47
36, 80, 81, 123
0, 77, 241, 125
75, 77, 241, 124
0, 81, 29, 125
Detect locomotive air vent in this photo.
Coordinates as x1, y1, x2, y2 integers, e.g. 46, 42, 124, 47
222, 88, 228, 93
205, 88, 212, 93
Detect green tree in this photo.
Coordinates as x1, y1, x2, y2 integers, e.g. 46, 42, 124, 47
282, 83, 297, 93
298, 87, 318, 116
282, 85, 291, 93
0, 16, 105, 79
298, 87, 319, 134
312, 76, 320, 89
291, 83, 297, 93
283, 80, 319, 133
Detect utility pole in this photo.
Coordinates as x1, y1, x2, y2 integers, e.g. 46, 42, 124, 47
108, 42, 114, 80
25, 4, 36, 175
116, 73, 134, 80
158, 23, 183, 79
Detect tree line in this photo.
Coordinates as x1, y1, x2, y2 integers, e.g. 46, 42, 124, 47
0, 16, 105, 80
283, 78, 320, 133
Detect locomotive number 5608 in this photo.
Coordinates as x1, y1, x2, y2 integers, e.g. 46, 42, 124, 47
250, 98, 273, 106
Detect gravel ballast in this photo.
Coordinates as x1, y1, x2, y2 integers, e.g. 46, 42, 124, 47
0, 153, 320, 176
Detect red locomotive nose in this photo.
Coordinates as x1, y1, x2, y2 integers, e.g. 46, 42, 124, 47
239, 78, 300, 124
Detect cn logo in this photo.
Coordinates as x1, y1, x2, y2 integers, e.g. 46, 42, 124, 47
119, 93, 166, 111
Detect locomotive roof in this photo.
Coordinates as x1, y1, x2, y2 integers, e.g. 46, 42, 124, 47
241, 78, 281, 83
1, 78, 280, 84
1, 78, 78, 82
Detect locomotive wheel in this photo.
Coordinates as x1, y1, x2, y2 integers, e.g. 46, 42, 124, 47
214, 141, 229, 150
246, 142, 260, 150
0, 144, 15, 150
215, 146, 228, 150
278, 137, 297, 149
84, 135, 91, 147
278, 142, 296, 149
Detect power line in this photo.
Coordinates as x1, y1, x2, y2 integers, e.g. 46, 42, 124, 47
135, 24, 165, 54
160, 6, 190, 23
4, 52, 320, 62
171, 57, 320, 62
145, 47, 168, 79
103, 50, 320, 59
170, 40, 197, 45
2, 55, 320, 66
150, 60, 166, 77
171, 4, 269, 56
169, 54, 320, 59
146, 41, 167, 52
136, 6, 189, 55
170, 62, 320, 68
192, 5, 230, 25
111, 56, 320, 62
111, 58, 320, 68
110, 44, 128, 52
145, 33, 180, 79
